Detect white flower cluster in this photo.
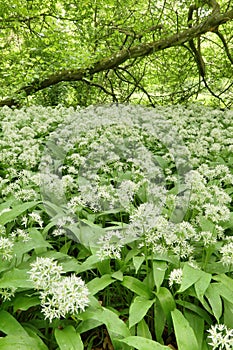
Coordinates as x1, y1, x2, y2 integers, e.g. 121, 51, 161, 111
0, 223, 32, 260
168, 268, 183, 287
0, 105, 66, 201
207, 324, 233, 350
0, 236, 14, 261
220, 242, 233, 267
0, 287, 16, 301
97, 230, 125, 260
142, 217, 197, 259
28, 257, 89, 322
185, 168, 231, 225
39, 104, 189, 218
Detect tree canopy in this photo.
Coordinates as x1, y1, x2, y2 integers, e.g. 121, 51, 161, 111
0, 0, 233, 107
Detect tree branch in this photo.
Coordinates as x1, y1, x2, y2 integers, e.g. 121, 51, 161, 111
1, 7, 233, 107
214, 30, 233, 64
81, 78, 117, 100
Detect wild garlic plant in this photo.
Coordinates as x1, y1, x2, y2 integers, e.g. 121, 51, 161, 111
0, 104, 232, 349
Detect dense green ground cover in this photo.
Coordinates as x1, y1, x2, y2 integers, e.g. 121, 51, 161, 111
0, 104, 232, 349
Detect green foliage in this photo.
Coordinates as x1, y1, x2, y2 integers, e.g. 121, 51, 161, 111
0, 103, 232, 349
0, 0, 233, 106
171, 309, 199, 350
55, 326, 84, 350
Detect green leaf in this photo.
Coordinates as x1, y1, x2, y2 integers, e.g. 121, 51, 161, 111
68, 223, 104, 248
0, 310, 28, 335
212, 273, 233, 291
184, 311, 204, 350
87, 274, 114, 295
75, 254, 99, 274
13, 228, 51, 258
133, 256, 145, 273
0, 202, 38, 225
198, 216, 215, 232
0, 311, 47, 350
205, 283, 222, 321
176, 300, 212, 325
194, 272, 211, 302
0, 335, 43, 350
55, 326, 83, 350
215, 282, 233, 303
23, 327, 48, 350
129, 296, 155, 328
171, 309, 199, 350
0, 268, 33, 289
13, 295, 40, 312
156, 287, 175, 329
119, 336, 169, 349
178, 264, 206, 293
79, 307, 130, 341
223, 299, 233, 328
153, 260, 167, 292
154, 300, 166, 343
76, 319, 103, 334
121, 276, 152, 298
112, 270, 124, 281
137, 319, 152, 339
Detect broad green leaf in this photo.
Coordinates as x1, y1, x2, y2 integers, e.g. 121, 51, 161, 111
194, 272, 211, 302
23, 327, 48, 350
0, 268, 33, 289
223, 299, 233, 328
68, 223, 104, 248
79, 307, 130, 339
205, 262, 231, 274
156, 287, 175, 328
96, 259, 112, 275
154, 301, 166, 343
178, 264, 205, 293
198, 217, 215, 232
55, 326, 83, 350
153, 260, 167, 292
205, 283, 222, 321
0, 335, 44, 350
184, 310, 204, 350
129, 296, 155, 328
212, 274, 233, 291
125, 248, 140, 263
154, 155, 169, 169
87, 274, 114, 295
133, 256, 145, 273
0, 199, 16, 213
171, 309, 199, 350
112, 270, 124, 281
176, 300, 212, 325
76, 319, 103, 334
75, 254, 100, 274
0, 310, 28, 335
13, 295, 40, 312
121, 276, 152, 298
42, 202, 67, 219
119, 336, 169, 349
216, 283, 233, 303
0, 201, 38, 225
137, 319, 152, 339
13, 228, 51, 258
